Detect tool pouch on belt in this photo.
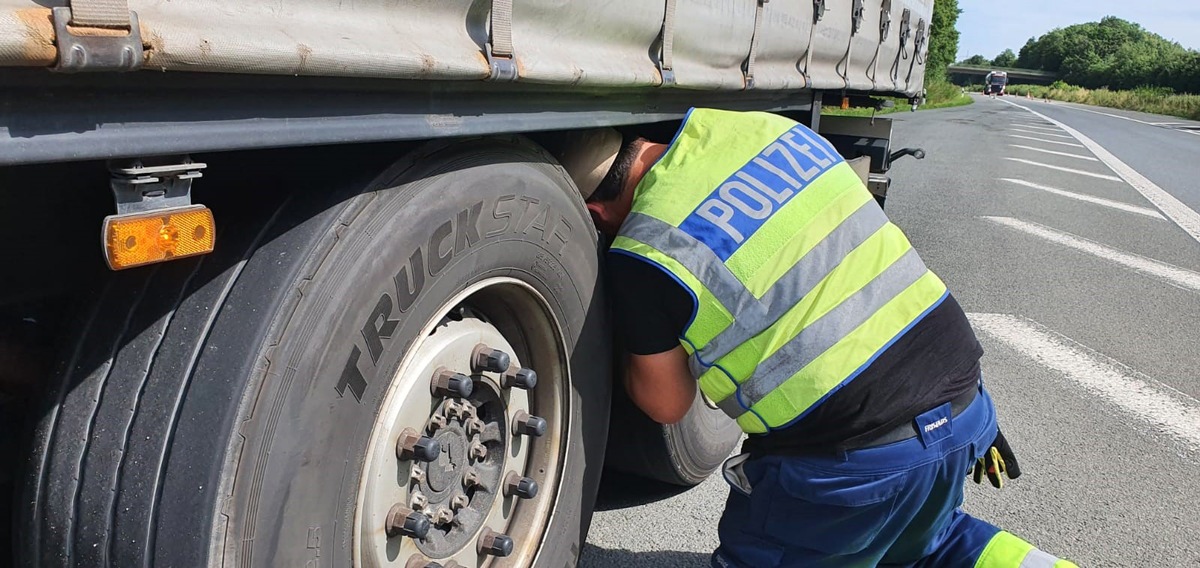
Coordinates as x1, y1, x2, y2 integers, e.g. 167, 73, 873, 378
972, 427, 1021, 488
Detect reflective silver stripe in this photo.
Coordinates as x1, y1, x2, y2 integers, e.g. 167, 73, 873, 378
697, 200, 888, 365
619, 212, 762, 321
721, 247, 930, 417
715, 394, 746, 418
1020, 549, 1061, 568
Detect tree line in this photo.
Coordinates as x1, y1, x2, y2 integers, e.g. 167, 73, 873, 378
959, 17, 1200, 94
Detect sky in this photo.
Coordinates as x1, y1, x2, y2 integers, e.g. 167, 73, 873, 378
957, 1, 1200, 62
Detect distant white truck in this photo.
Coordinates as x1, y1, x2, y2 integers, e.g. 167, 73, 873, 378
986, 70, 1010, 95
0, 1, 933, 566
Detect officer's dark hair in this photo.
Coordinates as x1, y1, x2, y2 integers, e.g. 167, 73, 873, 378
588, 138, 643, 203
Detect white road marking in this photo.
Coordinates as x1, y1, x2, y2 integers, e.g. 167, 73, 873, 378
1003, 158, 1122, 181
999, 179, 1165, 219
1000, 99, 1200, 245
969, 313, 1200, 450
1013, 123, 1064, 132
1010, 128, 1075, 139
1008, 144, 1098, 161
981, 216, 1200, 291
1008, 134, 1085, 148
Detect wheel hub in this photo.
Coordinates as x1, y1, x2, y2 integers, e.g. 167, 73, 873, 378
426, 425, 465, 494
354, 279, 565, 568
413, 388, 508, 557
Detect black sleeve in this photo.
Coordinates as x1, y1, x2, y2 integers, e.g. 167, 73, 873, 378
605, 253, 694, 355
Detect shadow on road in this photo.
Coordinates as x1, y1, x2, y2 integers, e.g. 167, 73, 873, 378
581, 544, 711, 567
593, 470, 694, 512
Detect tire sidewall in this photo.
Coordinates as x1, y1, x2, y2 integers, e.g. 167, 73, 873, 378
215, 139, 607, 567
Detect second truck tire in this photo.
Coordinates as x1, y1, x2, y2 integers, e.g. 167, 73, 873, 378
606, 379, 743, 487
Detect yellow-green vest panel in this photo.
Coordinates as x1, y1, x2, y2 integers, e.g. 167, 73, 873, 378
612, 108, 948, 434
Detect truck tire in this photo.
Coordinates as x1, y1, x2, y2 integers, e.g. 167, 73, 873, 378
605, 380, 742, 487
18, 137, 610, 568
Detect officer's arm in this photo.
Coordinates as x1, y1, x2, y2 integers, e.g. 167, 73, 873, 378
625, 346, 697, 425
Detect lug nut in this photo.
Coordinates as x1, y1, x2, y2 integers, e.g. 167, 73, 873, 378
386, 504, 431, 539
432, 507, 454, 526
409, 490, 428, 510
461, 401, 478, 420
431, 369, 474, 399
477, 528, 515, 557
502, 367, 538, 390
428, 414, 448, 432
504, 471, 539, 500
444, 400, 465, 420
410, 466, 426, 485
512, 410, 547, 437
462, 468, 482, 490
397, 428, 441, 462
469, 441, 488, 461
451, 493, 470, 511
465, 417, 485, 436
472, 344, 511, 373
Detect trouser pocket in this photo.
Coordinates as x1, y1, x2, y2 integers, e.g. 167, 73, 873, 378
758, 459, 909, 556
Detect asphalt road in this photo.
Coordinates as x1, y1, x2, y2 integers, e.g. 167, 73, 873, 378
583, 95, 1200, 567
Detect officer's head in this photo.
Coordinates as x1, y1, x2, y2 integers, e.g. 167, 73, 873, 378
552, 128, 666, 236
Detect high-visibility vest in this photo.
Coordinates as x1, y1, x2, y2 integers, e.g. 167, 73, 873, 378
611, 108, 949, 434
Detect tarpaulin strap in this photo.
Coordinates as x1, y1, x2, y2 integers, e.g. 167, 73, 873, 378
743, 0, 769, 89
891, 8, 911, 82
905, 17, 926, 85
658, 0, 677, 85
835, 0, 854, 87
800, 0, 824, 82
68, 0, 131, 29
490, 0, 514, 57
867, 0, 892, 84
488, 0, 518, 81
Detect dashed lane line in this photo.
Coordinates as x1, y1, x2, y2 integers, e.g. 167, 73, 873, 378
1010, 128, 1075, 139
999, 179, 1165, 219
1003, 158, 1122, 181
1008, 134, 1085, 148
981, 216, 1200, 292
1008, 144, 1098, 162
1000, 98, 1200, 245
1011, 123, 1063, 132
969, 313, 1200, 451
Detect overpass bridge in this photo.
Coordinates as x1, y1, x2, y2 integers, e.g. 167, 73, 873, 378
947, 64, 1059, 86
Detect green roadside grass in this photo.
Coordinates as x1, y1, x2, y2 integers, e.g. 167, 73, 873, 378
1006, 82, 1200, 121
822, 81, 973, 117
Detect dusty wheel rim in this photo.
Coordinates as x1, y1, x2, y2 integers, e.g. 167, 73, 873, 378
354, 277, 569, 567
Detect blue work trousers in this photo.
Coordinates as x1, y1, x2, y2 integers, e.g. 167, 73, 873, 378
713, 387, 1003, 568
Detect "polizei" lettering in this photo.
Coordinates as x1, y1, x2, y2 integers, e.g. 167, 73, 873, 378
678, 125, 842, 261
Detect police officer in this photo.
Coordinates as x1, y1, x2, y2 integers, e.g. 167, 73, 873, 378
553, 109, 1078, 567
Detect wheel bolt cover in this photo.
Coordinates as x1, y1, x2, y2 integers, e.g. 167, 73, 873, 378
477, 529, 514, 557
431, 369, 474, 399
504, 471, 539, 499
472, 344, 511, 373
511, 410, 547, 437
503, 367, 538, 390
397, 428, 441, 462
386, 504, 431, 539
